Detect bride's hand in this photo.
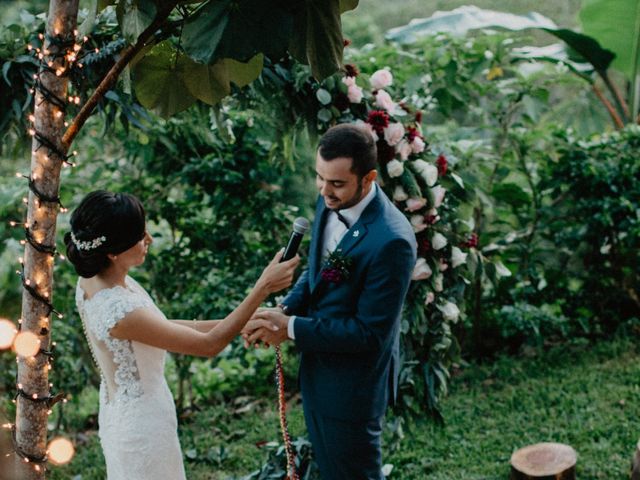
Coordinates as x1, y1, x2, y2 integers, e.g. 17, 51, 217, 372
256, 250, 300, 294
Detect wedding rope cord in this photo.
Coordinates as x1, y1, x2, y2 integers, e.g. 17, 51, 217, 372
275, 345, 299, 480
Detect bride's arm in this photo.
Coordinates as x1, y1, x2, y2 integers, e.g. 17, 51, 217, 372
110, 251, 299, 357
170, 319, 221, 332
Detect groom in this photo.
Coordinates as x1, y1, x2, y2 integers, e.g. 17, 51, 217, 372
244, 123, 416, 479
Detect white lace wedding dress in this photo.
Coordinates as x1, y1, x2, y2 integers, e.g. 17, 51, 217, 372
76, 275, 186, 480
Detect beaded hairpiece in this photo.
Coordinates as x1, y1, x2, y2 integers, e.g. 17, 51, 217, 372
70, 231, 106, 251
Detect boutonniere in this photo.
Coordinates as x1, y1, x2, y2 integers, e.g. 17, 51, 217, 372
321, 249, 353, 283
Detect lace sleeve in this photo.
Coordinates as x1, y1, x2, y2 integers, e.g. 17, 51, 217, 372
85, 287, 154, 342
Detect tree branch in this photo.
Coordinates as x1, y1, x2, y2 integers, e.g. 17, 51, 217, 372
62, 2, 178, 149
597, 69, 630, 123
591, 83, 625, 129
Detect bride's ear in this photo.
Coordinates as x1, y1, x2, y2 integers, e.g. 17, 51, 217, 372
107, 253, 118, 261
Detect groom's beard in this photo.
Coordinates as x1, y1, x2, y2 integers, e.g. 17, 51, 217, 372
332, 180, 364, 211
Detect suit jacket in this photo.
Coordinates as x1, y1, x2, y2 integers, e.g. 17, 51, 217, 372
283, 186, 417, 420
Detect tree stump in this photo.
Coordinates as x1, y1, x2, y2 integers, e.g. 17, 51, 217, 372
510, 442, 577, 480
630, 440, 640, 480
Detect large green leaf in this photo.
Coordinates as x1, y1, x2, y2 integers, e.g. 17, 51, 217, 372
385, 5, 615, 73
339, 0, 359, 13
289, 0, 344, 80
182, 0, 291, 64
133, 41, 263, 116
133, 41, 197, 118
579, 0, 640, 79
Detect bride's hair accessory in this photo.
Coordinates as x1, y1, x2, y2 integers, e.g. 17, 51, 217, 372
71, 231, 106, 251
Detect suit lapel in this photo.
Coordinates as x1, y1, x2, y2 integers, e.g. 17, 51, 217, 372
309, 199, 329, 292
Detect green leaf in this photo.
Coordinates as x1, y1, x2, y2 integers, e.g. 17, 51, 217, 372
117, 0, 157, 43
290, 0, 345, 80
579, 0, 640, 79
339, 0, 359, 13
183, 0, 291, 64
491, 183, 531, 210
316, 88, 332, 105
132, 41, 197, 118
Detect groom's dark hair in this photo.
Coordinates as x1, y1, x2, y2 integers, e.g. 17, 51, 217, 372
318, 124, 377, 178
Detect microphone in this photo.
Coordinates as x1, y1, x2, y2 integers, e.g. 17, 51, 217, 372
281, 217, 310, 262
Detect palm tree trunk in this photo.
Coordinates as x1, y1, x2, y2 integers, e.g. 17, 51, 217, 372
14, 1, 78, 478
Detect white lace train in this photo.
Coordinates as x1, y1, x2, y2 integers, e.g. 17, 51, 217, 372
76, 276, 186, 480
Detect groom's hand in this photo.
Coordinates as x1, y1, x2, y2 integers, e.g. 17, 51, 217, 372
242, 309, 290, 347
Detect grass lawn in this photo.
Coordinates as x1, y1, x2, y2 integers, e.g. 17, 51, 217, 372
44, 337, 640, 479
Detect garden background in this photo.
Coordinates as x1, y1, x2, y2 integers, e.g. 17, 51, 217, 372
0, 0, 639, 478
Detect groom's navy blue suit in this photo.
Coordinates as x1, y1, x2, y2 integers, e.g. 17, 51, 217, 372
283, 186, 416, 479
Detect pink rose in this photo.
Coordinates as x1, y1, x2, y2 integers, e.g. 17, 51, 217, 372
425, 291, 435, 305
405, 197, 427, 212
393, 185, 408, 202
375, 89, 395, 112
342, 76, 356, 87
431, 185, 446, 208
370, 69, 393, 90
347, 84, 363, 103
396, 139, 412, 160
411, 136, 426, 153
383, 122, 405, 146
386, 159, 404, 178
439, 259, 448, 272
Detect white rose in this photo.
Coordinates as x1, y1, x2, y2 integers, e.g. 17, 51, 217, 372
411, 258, 433, 281
432, 232, 447, 250
396, 139, 412, 160
431, 185, 446, 207
412, 160, 438, 187
484, 50, 494, 60
375, 89, 396, 112
425, 291, 435, 305
393, 185, 408, 202
370, 69, 393, 90
347, 84, 363, 103
439, 259, 448, 272
410, 214, 427, 233
451, 246, 467, 268
386, 159, 404, 178
384, 122, 405, 146
405, 197, 427, 212
437, 301, 460, 322
411, 136, 425, 153
433, 272, 444, 292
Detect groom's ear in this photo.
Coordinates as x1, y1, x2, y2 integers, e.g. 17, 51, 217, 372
363, 169, 377, 186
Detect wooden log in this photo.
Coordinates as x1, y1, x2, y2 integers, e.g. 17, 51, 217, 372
510, 442, 577, 480
631, 440, 640, 480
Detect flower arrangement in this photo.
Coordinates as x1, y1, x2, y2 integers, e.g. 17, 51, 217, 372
312, 61, 478, 415
321, 249, 353, 283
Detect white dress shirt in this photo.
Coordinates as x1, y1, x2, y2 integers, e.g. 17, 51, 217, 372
287, 183, 378, 339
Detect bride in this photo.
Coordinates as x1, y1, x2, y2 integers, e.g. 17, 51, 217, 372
64, 190, 299, 479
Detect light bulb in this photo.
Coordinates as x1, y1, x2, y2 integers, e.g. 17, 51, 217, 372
13, 331, 40, 357
0, 319, 17, 349
47, 437, 75, 465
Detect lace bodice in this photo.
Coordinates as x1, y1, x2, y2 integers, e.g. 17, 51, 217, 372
75, 275, 186, 479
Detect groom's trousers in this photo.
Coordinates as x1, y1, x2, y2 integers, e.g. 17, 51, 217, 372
303, 405, 384, 480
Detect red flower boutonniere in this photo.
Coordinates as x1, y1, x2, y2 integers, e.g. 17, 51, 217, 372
321, 249, 353, 283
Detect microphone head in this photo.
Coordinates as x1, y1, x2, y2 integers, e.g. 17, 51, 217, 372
292, 217, 310, 235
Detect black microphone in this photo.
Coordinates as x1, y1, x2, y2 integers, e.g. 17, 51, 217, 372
281, 217, 310, 262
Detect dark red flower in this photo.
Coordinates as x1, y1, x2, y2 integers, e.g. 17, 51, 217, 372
344, 63, 359, 77
343, 38, 352, 47
366, 110, 390, 134
462, 233, 479, 249
407, 126, 420, 142
437, 154, 448, 176
322, 268, 343, 283
415, 110, 423, 123
376, 139, 396, 166
334, 92, 350, 112
418, 237, 431, 256
425, 213, 439, 225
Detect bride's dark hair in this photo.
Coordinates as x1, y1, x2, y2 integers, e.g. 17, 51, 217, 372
64, 191, 146, 278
